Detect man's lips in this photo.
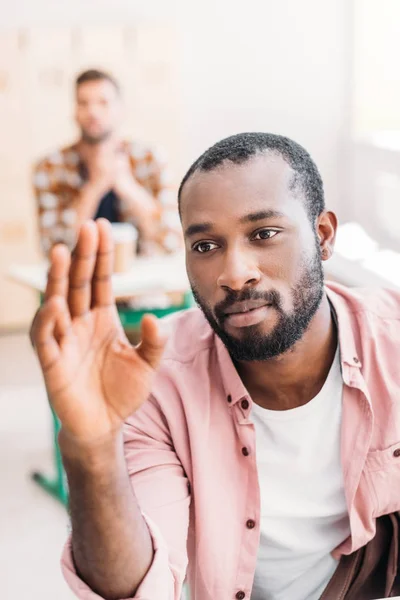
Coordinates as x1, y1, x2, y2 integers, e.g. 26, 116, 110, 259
223, 300, 270, 315
222, 301, 272, 328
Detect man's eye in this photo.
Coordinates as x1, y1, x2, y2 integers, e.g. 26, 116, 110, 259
253, 229, 279, 241
193, 241, 218, 253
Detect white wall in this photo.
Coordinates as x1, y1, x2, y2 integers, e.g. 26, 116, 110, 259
180, 0, 352, 214
1, 0, 351, 212
353, 0, 400, 135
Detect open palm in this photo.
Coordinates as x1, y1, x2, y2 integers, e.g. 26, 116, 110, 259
30, 220, 165, 443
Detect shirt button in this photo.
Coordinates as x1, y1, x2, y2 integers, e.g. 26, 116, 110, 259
393, 449, 400, 458
353, 357, 359, 364
246, 519, 256, 529
242, 447, 249, 456
241, 399, 249, 410
227, 395, 232, 403
236, 592, 246, 600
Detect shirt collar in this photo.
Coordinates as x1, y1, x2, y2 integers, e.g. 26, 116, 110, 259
215, 284, 363, 406
215, 335, 249, 407
326, 284, 363, 370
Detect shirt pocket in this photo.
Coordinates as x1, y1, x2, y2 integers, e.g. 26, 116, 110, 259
364, 441, 400, 517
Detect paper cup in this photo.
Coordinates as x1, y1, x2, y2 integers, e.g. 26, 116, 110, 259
110, 223, 138, 273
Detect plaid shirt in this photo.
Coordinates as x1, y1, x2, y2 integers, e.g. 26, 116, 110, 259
33, 141, 182, 256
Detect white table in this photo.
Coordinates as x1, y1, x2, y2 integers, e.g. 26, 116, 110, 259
8, 252, 190, 300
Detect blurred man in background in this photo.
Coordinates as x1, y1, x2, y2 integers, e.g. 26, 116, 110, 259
33, 69, 181, 257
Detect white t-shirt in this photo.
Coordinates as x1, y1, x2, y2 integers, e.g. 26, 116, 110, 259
250, 350, 350, 600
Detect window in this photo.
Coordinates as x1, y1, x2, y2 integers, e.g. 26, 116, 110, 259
350, 0, 400, 251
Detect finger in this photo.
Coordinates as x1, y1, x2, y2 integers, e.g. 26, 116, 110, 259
45, 244, 71, 301
68, 221, 98, 318
45, 245, 72, 342
91, 219, 115, 308
31, 296, 71, 370
136, 314, 166, 369
29, 306, 42, 348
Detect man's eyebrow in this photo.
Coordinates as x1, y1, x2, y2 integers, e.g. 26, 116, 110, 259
239, 210, 286, 224
184, 210, 285, 237
184, 222, 213, 237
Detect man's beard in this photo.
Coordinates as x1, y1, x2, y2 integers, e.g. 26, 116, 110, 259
81, 128, 112, 145
190, 248, 324, 362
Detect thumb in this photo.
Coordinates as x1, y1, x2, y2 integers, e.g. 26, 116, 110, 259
136, 314, 167, 369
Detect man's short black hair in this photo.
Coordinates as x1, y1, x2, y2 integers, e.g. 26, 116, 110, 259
178, 132, 325, 223
75, 69, 120, 93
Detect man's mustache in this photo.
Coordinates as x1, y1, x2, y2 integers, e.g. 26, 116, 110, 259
214, 288, 282, 321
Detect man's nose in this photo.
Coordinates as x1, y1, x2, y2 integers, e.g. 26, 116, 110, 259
217, 247, 261, 291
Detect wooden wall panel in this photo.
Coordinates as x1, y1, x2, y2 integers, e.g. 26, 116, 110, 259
73, 27, 128, 76
0, 33, 30, 180
126, 26, 183, 179
25, 28, 76, 156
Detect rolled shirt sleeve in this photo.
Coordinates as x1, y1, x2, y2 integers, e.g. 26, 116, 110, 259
33, 155, 80, 256
61, 513, 177, 600
122, 144, 183, 255
61, 393, 190, 600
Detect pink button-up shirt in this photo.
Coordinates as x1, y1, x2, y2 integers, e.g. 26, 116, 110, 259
62, 282, 400, 600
